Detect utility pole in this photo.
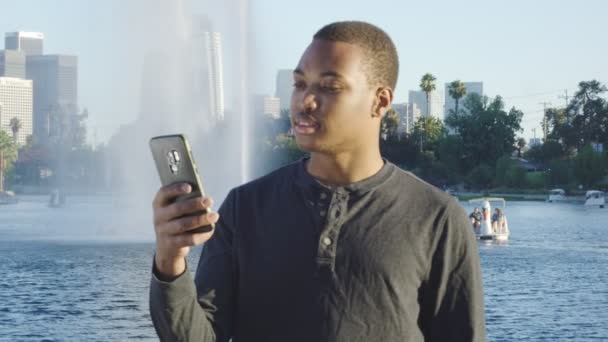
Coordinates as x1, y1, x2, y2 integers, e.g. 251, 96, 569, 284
558, 89, 572, 124
532, 128, 537, 140
558, 89, 569, 108
539, 102, 552, 142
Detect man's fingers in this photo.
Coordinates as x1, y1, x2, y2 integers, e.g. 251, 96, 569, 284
156, 218, 218, 249
154, 196, 214, 225
158, 211, 220, 236
152, 183, 192, 208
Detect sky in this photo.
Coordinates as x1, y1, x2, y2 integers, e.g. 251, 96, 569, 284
1, 0, 606, 143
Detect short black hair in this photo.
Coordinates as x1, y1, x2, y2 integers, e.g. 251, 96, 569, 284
313, 21, 399, 90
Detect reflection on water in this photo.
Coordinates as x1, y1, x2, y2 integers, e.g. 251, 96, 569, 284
1, 197, 607, 340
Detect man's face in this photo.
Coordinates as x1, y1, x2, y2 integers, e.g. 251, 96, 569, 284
290, 39, 380, 154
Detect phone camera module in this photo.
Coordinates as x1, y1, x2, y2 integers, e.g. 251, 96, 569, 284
167, 150, 181, 175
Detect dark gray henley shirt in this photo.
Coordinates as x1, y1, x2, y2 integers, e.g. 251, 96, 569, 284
150, 159, 486, 341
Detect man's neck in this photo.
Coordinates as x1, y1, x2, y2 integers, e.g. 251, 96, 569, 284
306, 150, 384, 187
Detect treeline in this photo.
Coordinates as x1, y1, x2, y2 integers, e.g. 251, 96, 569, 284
256, 79, 608, 192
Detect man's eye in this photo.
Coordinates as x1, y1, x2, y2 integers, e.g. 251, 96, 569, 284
293, 81, 305, 90
322, 85, 341, 93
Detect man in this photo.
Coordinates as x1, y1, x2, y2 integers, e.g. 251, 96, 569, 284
469, 207, 482, 232
150, 21, 486, 341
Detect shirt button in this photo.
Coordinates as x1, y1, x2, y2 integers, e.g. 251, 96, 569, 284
323, 237, 332, 246
320, 192, 327, 200
320, 210, 326, 216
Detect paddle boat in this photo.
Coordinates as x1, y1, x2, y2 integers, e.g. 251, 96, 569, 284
584, 190, 605, 208
468, 197, 509, 241
547, 188, 566, 202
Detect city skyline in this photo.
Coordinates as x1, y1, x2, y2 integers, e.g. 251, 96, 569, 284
1, 0, 607, 143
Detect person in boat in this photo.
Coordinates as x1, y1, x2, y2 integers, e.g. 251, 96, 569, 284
469, 207, 482, 233
491, 208, 506, 233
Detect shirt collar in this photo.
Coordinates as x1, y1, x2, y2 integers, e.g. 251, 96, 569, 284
294, 157, 396, 196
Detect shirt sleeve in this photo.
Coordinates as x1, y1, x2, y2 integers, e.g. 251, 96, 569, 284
149, 189, 237, 342
418, 198, 487, 342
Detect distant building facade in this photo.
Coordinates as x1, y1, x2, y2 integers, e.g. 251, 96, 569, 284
26, 55, 78, 141
0, 50, 26, 78
5, 32, 44, 56
255, 95, 281, 119
275, 69, 293, 111
0, 77, 33, 145
444, 82, 483, 116
408, 90, 444, 121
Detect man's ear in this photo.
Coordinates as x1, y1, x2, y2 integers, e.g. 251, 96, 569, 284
372, 86, 393, 118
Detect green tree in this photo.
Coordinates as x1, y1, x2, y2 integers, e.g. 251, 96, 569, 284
524, 141, 565, 164
494, 155, 515, 187
545, 159, 573, 188
447, 80, 467, 116
9, 117, 22, 144
516, 137, 526, 158
573, 145, 606, 188
381, 108, 400, 141
466, 163, 494, 190
411, 116, 445, 152
0, 130, 17, 192
560, 81, 608, 150
436, 135, 466, 184
444, 94, 523, 175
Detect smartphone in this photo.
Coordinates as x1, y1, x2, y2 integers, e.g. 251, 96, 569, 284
149, 134, 213, 233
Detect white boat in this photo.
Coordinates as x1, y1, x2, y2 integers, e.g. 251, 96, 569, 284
0, 191, 19, 205
584, 190, 605, 208
468, 197, 510, 241
547, 188, 566, 202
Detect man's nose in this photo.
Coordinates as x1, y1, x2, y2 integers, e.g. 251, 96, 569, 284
298, 93, 317, 113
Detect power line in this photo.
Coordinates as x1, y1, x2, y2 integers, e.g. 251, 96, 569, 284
503, 89, 564, 100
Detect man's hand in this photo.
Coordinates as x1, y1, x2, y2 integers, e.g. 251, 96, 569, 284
152, 183, 219, 280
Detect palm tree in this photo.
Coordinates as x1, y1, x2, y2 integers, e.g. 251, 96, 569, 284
420, 73, 437, 117
516, 137, 527, 158
0, 130, 17, 192
448, 80, 467, 116
413, 116, 445, 151
419, 73, 437, 151
9, 117, 22, 144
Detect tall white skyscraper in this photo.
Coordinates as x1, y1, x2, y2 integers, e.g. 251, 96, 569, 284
0, 77, 33, 145
408, 90, 444, 121
26, 55, 78, 142
444, 82, 483, 116
192, 16, 225, 122
275, 69, 293, 111
205, 31, 225, 121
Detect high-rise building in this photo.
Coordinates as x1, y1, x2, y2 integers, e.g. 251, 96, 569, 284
26, 55, 78, 141
391, 103, 409, 134
192, 15, 225, 122
444, 82, 483, 116
5, 32, 44, 56
407, 102, 422, 131
0, 77, 33, 145
254, 95, 281, 119
408, 90, 443, 121
275, 69, 293, 111
0, 50, 26, 78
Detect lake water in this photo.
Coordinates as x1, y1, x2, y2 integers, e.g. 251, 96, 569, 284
1, 196, 607, 341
